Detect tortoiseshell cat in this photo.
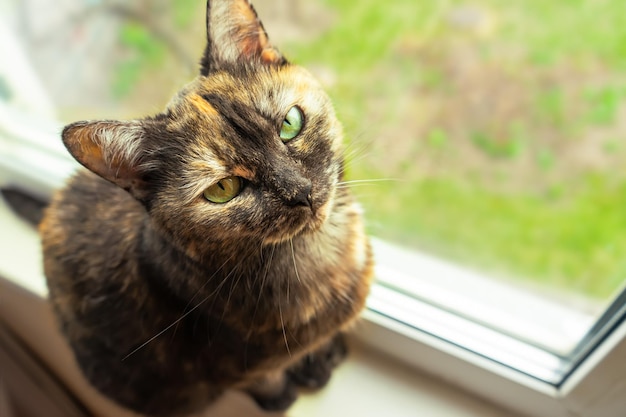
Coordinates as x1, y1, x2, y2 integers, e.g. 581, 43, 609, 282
40, 0, 372, 415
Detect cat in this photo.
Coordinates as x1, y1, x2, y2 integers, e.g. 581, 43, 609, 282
40, 0, 373, 415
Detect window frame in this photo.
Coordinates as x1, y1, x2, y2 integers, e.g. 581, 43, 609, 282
357, 286, 626, 417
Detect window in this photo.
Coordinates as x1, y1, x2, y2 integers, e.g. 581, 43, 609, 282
2, 1, 626, 416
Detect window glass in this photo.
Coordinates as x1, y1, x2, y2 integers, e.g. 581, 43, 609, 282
3, 0, 626, 379
284, 0, 626, 362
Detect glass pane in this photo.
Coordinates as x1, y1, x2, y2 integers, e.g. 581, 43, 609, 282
3, 0, 626, 381
283, 0, 626, 363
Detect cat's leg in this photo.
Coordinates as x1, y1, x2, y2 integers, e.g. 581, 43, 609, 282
244, 370, 298, 411
287, 332, 348, 389
245, 333, 347, 410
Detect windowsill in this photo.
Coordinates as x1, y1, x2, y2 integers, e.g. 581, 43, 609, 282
0, 189, 520, 416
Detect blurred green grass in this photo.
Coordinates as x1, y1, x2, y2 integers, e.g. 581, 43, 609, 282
283, 0, 626, 299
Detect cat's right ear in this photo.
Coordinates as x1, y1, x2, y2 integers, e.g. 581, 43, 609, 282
200, 0, 286, 74
62, 120, 150, 200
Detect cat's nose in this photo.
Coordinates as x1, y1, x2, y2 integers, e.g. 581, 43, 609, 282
286, 182, 313, 209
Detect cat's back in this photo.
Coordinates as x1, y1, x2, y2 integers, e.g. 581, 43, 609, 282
41, 169, 146, 301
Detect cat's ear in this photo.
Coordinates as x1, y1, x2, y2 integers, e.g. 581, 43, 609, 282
200, 0, 286, 74
62, 120, 150, 200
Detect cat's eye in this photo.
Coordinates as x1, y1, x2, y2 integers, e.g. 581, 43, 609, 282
279, 106, 304, 142
203, 177, 242, 203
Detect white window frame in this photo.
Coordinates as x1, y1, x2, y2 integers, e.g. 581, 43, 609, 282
358, 289, 626, 417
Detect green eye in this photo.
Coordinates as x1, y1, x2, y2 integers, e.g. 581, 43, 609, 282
279, 106, 304, 142
203, 177, 242, 203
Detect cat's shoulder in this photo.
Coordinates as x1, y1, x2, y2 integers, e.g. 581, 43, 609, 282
42, 169, 145, 245
53, 169, 143, 213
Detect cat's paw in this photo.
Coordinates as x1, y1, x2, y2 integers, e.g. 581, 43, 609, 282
287, 333, 348, 389
249, 380, 298, 412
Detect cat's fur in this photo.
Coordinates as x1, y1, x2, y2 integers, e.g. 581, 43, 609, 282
40, 0, 373, 415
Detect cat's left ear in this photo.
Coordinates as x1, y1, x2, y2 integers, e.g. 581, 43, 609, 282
200, 0, 286, 74
62, 120, 151, 201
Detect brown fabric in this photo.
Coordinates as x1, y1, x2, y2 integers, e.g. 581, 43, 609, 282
0, 324, 88, 417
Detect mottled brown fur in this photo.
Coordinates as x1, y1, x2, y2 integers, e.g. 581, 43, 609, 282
41, 0, 373, 415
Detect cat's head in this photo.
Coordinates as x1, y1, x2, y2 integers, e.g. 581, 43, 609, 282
61, 0, 345, 254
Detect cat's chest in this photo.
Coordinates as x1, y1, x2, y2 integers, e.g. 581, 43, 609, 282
145, 198, 372, 337
253, 201, 371, 327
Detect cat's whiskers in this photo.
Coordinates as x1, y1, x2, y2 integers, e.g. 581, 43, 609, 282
123, 243, 259, 361
336, 178, 402, 189
279, 237, 305, 356
122, 297, 209, 361
343, 129, 378, 166
343, 139, 371, 169
225, 247, 252, 303
204, 242, 263, 340
179, 249, 240, 319
272, 238, 302, 358
289, 238, 302, 284
243, 239, 277, 371
246, 240, 277, 341
278, 278, 291, 358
